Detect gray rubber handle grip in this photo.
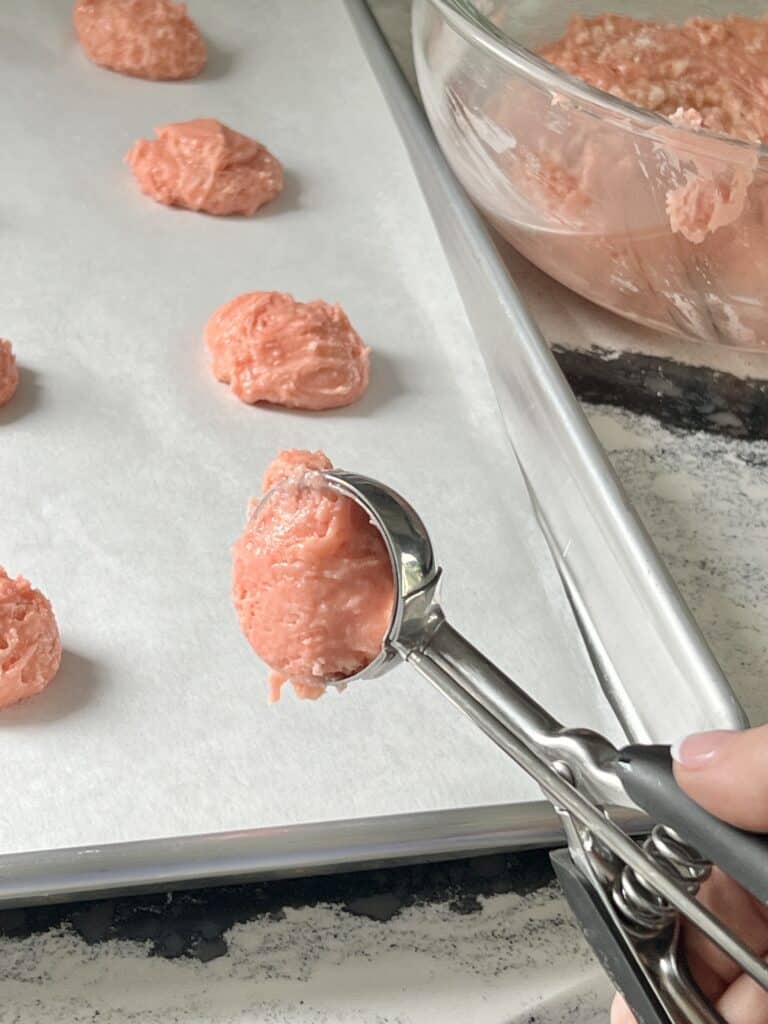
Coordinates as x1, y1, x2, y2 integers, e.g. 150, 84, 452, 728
613, 745, 768, 903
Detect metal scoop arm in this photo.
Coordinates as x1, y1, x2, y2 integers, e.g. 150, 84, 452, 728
321, 470, 768, 1022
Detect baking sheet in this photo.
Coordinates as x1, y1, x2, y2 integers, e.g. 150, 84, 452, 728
0, 0, 628, 859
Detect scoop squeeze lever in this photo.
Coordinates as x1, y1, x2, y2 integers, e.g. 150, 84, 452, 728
614, 744, 768, 903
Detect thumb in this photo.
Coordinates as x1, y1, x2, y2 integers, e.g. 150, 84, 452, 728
672, 725, 768, 832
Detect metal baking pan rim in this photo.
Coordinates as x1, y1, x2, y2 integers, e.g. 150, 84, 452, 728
0, 802, 648, 909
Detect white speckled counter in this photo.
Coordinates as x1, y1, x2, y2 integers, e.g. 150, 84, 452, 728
1, 4, 766, 1023
0, 879, 612, 1024
590, 407, 768, 726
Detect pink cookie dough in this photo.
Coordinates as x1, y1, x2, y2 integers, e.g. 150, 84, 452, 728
0, 340, 18, 408
261, 448, 333, 494
126, 119, 283, 217
232, 450, 395, 703
205, 291, 370, 409
0, 569, 62, 710
73, 0, 206, 80
539, 15, 768, 144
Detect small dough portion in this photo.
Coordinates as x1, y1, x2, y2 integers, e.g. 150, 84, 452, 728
73, 0, 206, 81
0, 340, 18, 408
0, 569, 62, 710
206, 291, 370, 410
126, 119, 283, 217
232, 450, 394, 703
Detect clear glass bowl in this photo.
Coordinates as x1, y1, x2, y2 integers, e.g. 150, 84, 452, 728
413, 0, 768, 350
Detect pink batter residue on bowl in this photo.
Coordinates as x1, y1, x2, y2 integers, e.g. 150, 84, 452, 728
205, 291, 370, 410
540, 14, 768, 143
536, 14, 768, 247
0, 340, 18, 408
73, 0, 206, 80
0, 569, 62, 710
536, 14, 768, 249
232, 449, 395, 703
127, 119, 283, 217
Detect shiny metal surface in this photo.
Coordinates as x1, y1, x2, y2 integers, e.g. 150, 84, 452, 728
659, 954, 728, 1024
0, 801, 625, 910
323, 470, 444, 662
425, 623, 628, 807
3, 802, 638, 909
612, 827, 711, 939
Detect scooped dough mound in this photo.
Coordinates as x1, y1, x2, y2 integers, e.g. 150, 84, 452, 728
206, 291, 370, 409
73, 0, 206, 80
232, 450, 394, 702
0, 569, 62, 710
0, 340, 18, 408
126, 119, 283, 216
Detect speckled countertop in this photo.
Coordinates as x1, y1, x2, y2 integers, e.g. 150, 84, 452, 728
2, 4, 767, 1023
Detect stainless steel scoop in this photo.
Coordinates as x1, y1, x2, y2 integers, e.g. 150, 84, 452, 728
323, 468, 768, 1024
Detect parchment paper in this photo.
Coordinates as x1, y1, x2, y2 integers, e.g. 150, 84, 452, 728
0, 0, 623, 855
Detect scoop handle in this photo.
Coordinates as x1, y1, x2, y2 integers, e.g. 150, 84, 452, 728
613, 745, 768, 903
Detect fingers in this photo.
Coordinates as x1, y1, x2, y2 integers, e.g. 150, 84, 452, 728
716, 956, 768, 1024
685, 946, 727, 1003
672, 725, 768, 831
610, 994, 635, 1024
610, 725, 768, 1022
609, 949, 724, 1024
682, 868, 768, 987
610, 939, 768, 1024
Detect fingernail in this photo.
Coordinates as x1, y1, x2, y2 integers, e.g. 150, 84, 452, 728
671, 729, 738, 768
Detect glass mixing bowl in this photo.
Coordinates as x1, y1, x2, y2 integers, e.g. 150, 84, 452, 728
413, 0, 768, 350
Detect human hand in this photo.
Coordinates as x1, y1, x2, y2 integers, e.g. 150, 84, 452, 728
611, 725, 768, 1024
